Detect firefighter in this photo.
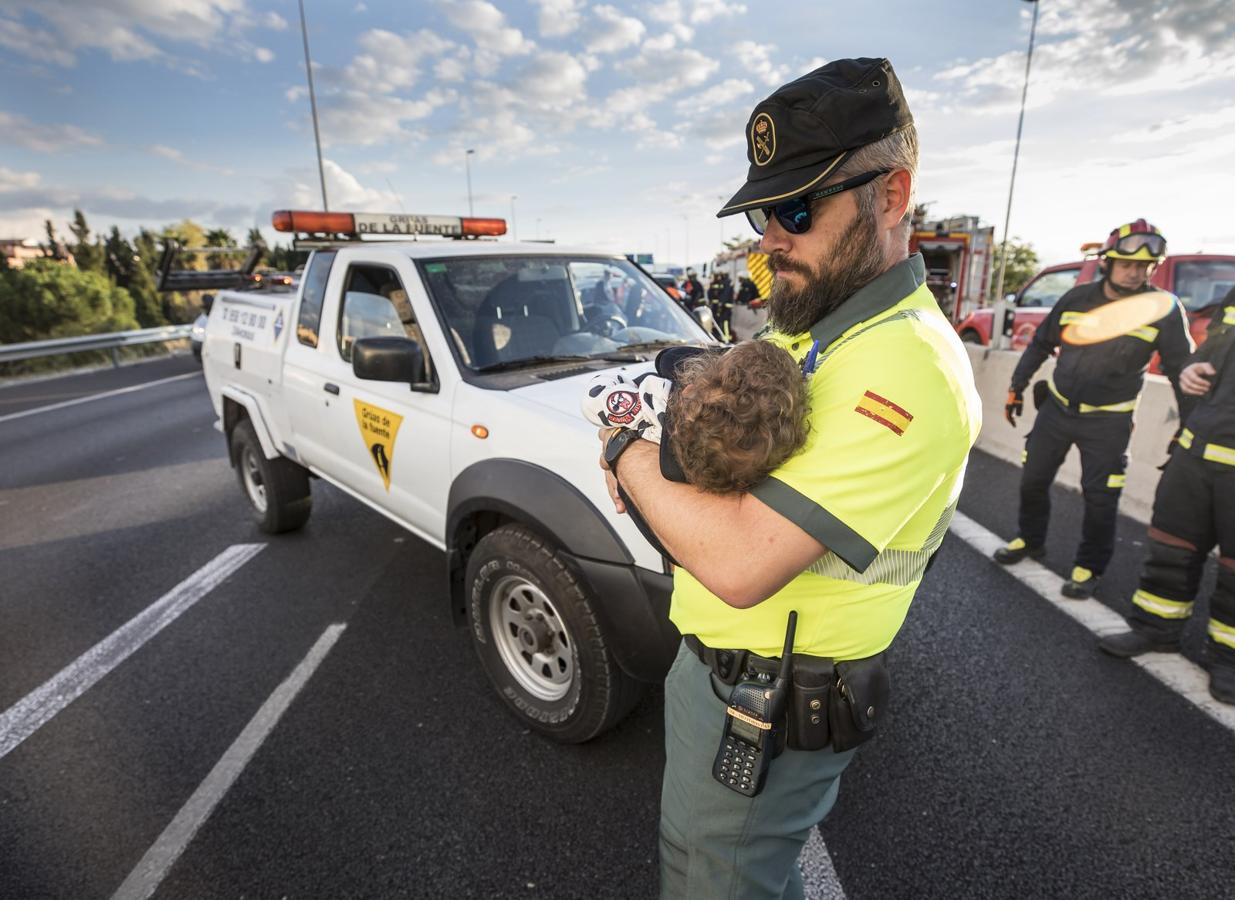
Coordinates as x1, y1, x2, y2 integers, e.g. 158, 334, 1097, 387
682, 268, 704, 306
1099, 288, 1235, 703
707, 272, 735, 340
736, 275, 759, 307
995, 220, 1194, 598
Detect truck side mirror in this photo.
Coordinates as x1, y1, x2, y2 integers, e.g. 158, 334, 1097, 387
692, 305, 720, 339
202, 293, 215, 314
353, 336, 431, 389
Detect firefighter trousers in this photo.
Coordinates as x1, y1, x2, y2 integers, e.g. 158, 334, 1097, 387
1018, 398, 1132, 574
1126, 448, 1235, 669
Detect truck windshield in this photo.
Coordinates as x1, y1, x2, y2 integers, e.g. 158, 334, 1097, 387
417, 255, 710, 371
1173, 260, 1235, 312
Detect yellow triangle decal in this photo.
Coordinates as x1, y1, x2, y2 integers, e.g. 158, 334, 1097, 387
353, 399, 404, 491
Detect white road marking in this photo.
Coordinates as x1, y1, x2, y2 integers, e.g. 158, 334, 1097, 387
0, 544, 265, 760
801, 826, 847, 900
0, 371, 201, 424
949, 511, 1235, 734
110, 623, 346, 900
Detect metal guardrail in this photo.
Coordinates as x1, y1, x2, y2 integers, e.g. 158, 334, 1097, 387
0, 325, 194, 366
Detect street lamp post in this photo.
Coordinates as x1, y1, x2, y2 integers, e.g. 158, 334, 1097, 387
465, 149, 476, 217
991, 0, 1041, 350
297, 0, 328, 211
510, 195, 518, 241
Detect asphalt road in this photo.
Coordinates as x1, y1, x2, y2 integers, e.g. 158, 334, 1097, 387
1, 359, 1233, 899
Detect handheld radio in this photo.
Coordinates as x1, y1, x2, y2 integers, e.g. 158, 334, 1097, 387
712, 611, 797, 797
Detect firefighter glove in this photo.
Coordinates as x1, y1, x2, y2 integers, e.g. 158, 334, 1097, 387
1005, 389, 1024, 427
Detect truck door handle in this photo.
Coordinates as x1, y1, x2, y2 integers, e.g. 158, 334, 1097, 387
324, 382, 340, 395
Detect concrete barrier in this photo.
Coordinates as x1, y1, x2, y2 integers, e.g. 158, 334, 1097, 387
964, 345, 1182, 524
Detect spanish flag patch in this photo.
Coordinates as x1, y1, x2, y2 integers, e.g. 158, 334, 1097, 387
855, 390, 913, 436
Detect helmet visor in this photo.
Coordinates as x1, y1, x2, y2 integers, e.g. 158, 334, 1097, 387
1109, 232, 1166, 259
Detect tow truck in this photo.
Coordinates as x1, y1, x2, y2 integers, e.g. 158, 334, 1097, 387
180, 209, 714, 743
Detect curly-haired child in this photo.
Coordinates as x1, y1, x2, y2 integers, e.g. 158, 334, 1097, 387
580, 340, 811, 493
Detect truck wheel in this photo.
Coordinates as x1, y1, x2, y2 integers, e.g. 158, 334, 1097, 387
229, 418, 312, 534
960, 329, 983, 344
466, 524, 644, 743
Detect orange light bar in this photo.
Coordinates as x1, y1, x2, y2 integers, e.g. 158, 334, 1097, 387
272, 210, 357, 234
461, 218, 507, 237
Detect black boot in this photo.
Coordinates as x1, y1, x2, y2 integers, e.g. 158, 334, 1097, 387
994, 538, 1045, 565
1062, 566, 1099, 599
1098, 630, 1181, 658
1210, 666, 1235, 705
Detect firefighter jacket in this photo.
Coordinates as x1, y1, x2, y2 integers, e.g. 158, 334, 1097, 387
1010, 281, 1194, 412
1180, 292, 1235, 452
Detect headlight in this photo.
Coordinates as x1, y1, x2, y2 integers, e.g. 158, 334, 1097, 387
192, 324, 207, 339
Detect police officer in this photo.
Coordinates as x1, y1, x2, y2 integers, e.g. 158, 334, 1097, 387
597, 58, 980, 899
995, 220, 1194, 598
1099, 288, 1235, 703
707, 272, 735, 340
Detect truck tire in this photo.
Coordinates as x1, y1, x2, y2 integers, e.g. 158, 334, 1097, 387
960, 329, 983, 344
466, 524, 644, 743
230, 418, 312, 534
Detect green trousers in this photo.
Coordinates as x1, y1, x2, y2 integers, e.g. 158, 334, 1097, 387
659, 642, 856, 900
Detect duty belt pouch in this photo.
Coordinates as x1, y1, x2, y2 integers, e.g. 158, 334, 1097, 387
787, 654, 834, 751
827, 654, 891, 753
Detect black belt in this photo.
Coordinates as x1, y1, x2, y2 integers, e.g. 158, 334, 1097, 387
684, 634, 831, 685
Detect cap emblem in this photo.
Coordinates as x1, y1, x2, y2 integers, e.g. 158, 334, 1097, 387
751, 113, 776, 167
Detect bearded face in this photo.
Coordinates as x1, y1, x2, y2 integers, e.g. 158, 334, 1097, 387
766, 205, 886, 335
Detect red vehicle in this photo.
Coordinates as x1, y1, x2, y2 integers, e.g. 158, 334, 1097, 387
956, 250, 1235, 356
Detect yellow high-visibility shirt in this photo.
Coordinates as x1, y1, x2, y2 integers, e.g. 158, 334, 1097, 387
670, 254, 983, 659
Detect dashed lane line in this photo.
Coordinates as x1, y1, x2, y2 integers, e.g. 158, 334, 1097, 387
948, 510, 1235, 734
0, 371, 201, 424
0, 543, 265, 760
110, 623, 347, 900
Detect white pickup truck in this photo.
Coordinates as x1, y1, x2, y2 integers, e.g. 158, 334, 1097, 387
196, 210, 713, 742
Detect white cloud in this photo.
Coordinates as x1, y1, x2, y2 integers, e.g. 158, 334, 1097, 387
0, 18, 75, 66
439, 0, 534, 57
732, 40, 789, 86
148, 144, 235, 176
675, 78, 753, 112
0, 166, 42, 191
617, 43, 718, 89
342, 28, 457, 92
511, 52, 590, 110
932, 0, 1235, 116
529, 0, 584, 38
254, 46, 273, 63
0, 1, 297, 72
587, 6, 645, 54
0, 111, 103, 152
435, 51, 470, 82
687, 0, 747, 23
317, 89, 454, 147
290, 159, 399, 210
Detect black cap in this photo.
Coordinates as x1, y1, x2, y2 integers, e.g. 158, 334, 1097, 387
717, 57, 913, 218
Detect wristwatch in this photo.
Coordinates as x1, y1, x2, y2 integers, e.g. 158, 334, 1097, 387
603, 428, 643, 475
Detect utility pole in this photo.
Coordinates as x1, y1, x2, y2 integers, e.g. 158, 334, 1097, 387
991, 0, 1040, 350
297, 0, 328, 211
465, 149, 476, 216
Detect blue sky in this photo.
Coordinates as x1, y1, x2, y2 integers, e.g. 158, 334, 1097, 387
1, 0, 1233, 267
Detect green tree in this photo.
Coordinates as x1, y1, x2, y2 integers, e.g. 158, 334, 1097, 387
0, 258, 138, 344
68, 209, 104, 273
205, 227, 237, 270
105, 225, 164, 327
43, 219, 68, 260
992, 238, 1040, 298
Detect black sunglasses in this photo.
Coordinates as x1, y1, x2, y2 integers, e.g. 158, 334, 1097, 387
745, 169, 890, 236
